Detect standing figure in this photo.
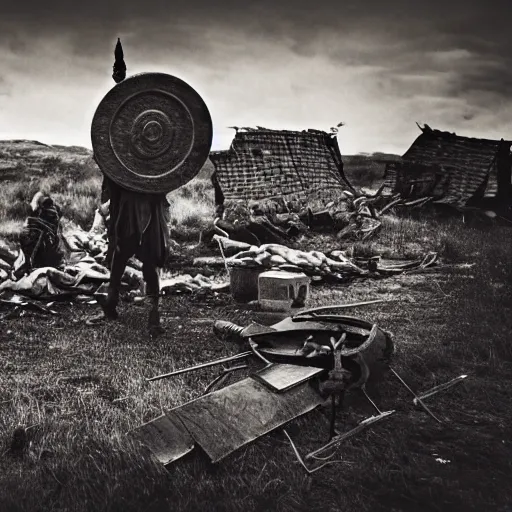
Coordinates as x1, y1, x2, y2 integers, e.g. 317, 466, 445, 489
89, 38, 212, 335
89, 38, 170, 336
90, 172, 170, 336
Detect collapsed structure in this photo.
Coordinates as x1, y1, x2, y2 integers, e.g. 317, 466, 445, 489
209, 127, 354, 213
382, 124, 512, 213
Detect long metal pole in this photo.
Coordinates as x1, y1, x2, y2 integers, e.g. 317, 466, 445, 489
293, 299, 390, 317
146, 351, 252, 382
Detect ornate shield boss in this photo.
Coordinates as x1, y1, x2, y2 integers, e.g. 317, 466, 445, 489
91, 72, 213, 194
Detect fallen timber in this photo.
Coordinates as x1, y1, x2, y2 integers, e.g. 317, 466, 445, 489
133, 304, 469, 473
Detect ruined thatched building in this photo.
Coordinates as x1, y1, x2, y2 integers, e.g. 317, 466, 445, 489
209, 128, 354, 214
383, 125, 512, 212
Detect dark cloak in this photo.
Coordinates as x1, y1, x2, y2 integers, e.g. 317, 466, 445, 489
102, 176, 170, 268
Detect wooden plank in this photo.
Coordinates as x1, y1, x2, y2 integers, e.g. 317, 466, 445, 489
192, 256, 226, 268
130, 413, 195, 465
251, 364, 325, 393
172, 377, 323, 463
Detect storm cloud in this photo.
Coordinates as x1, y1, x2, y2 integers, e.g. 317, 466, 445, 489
0, 0, 510, 153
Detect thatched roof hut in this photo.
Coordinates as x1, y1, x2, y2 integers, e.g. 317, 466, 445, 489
209, 127, 354, 213
383, 124, 512, 209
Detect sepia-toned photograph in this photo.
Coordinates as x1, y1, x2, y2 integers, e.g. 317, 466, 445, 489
0, 1, 511, 511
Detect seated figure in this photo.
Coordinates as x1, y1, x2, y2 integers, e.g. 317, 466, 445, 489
17, 192, 65, 275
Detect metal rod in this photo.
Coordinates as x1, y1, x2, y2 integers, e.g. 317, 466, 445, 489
204, 372, 230, 395
413, 375, 468, 405
361, 385, 382, 415
146, 351, 252, 382
310, 451, 337, 462
283, 430, 343, 475
203, 365, 249, 394
306, 410, 395, 460
293, 300, 390, 317
213, 232, 231, 276
389, 368, 443, 424
249, 339, 271, 364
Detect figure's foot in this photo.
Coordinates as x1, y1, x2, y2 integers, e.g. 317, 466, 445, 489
86, 294, 119, 325
149, 324, 165, 339
96, 295, 119, 319
148, 306, 164, 338
86, 310, 118, 325
148, 319, 165, 338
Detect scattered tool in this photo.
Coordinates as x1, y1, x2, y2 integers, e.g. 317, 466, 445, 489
134, 304, 469, 473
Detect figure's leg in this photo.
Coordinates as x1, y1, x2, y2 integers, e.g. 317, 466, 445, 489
98, 242, 132, 319
143, 260, 163, 334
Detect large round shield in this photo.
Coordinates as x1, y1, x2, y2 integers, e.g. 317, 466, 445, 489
91, 72, 213, 194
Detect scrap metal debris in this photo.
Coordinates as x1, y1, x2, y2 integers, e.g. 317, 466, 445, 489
412, 375, 468, 406
0, 295, 58, 319
132, 414, 195, 466
133, 375, 324, 465
133, 307, 469, 473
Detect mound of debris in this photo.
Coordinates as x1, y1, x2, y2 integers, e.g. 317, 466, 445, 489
207, 126, 432, 245
215, 236, 438, 283
209, 183, 428, 249
0, 206, 218, 310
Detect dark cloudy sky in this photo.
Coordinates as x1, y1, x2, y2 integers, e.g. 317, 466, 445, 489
0, 1, 510, 154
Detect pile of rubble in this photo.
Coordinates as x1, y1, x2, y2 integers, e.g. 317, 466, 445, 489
213, 186, 425, 247
308, 186, 431, 241
0, 190, 439, 309
0, 210, 220, 305
217, 236, 438, 282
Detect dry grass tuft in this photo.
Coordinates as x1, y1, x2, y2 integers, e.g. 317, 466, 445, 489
167, 178, 215, 240
350, 212, 479, 262
0, 157, 214, 236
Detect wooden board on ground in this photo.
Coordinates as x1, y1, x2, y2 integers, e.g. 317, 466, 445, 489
130, 413, 195, 465
251, 363, 326, 393
170, 377, 323, 463
192, 256, 226, 268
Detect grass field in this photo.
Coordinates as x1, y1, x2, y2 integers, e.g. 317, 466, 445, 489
0, 222, 511, 512
0, 140, 394, 245
0, 140, 217, 243
0, 141, 511, 511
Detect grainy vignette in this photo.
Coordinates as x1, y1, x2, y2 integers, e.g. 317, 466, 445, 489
1, 1, 512, 511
